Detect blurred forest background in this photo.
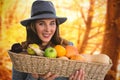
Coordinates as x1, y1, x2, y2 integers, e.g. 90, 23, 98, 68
0, 0, 120, 80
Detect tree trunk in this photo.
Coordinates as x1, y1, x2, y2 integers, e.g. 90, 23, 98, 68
101, 0, 120, 80
79, 0, 95, 53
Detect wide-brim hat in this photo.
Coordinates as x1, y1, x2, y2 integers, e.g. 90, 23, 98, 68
21, 0, 67, 26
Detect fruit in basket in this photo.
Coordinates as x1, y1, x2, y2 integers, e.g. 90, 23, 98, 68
11, 43, 23, 53
27, 47, 36, 55
28, 44, 44, 56
82, 54, 110, 64
65, 45, 79, 58
70, 54, 86, 61
81, 54, 92, 62
58, 56, 69, 60
54, 45, 66, 57
44, 47, 57, 58
91, 54, 110, 64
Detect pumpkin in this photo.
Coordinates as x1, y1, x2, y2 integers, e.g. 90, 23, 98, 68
82, 54, 110, 64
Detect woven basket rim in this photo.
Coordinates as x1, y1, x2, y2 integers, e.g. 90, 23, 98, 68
8, 50, 112, 65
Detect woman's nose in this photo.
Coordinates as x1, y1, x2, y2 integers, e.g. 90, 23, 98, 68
45, 25, 50, 32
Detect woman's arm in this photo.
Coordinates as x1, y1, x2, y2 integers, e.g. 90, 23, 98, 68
12, 67, 28, 80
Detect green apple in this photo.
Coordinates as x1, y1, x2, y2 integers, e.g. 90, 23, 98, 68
44, 47, 57, 58
27, 47, 36, 55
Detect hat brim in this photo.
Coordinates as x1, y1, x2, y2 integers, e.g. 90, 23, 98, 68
20, 14, 67, 26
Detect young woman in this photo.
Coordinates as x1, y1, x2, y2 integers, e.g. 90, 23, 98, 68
12, 0, 84, 80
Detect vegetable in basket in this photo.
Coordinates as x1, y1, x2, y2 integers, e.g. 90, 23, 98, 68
11, 43, 23, 53
27, 43, 44, 56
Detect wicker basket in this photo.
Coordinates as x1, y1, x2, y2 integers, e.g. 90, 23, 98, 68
8, 51, 112, 80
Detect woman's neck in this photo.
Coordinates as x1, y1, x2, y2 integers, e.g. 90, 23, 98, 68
42, 42, 48, 46
40, 42, 51, 50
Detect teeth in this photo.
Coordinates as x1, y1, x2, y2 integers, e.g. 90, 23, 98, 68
43, 33, 50, 37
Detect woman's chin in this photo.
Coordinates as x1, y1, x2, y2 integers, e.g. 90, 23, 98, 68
41, 37, 52, 43
42, 40, 50, 44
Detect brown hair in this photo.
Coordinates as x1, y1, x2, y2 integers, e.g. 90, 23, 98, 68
22, 19, 69, 49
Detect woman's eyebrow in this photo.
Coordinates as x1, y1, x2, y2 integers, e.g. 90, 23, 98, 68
51, 20, 55, 22
36, 19, 56, 23
36, 20, 45, 23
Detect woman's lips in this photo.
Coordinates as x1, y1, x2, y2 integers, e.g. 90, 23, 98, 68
43, 33, 51, 38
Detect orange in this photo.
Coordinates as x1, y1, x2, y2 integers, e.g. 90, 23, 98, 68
54, 45, 66, 57
58, 56, 69, 60
70, 54, 86, 61
65, 45, 79, 58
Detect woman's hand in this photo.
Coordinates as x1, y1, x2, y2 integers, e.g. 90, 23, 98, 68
32, 72, 58, 80
39, 72, 58, 80
31, 73, 39, 79
69, 69, 85, 80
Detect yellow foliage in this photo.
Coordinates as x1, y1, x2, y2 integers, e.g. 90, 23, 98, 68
0, 0, 110, 80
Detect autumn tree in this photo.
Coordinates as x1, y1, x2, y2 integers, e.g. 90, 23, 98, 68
75, 0, 106, 54
78, 0, 95, 53
101, 0, 120, 80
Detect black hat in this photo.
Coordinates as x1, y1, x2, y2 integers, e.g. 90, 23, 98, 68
21, 0, 67, 26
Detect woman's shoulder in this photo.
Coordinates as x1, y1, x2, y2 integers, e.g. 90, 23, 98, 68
68, 42, 73, 46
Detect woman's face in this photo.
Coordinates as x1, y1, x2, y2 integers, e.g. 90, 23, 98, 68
35, 18, 56, 45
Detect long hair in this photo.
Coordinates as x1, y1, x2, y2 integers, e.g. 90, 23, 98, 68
22, 19, 69, 49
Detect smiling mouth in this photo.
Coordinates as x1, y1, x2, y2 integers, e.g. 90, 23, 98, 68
43, 33, 51, 38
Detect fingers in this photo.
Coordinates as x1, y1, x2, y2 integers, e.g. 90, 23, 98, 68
69, 75, 74, 80
42, 72, 52, 79
31, 73, 39, 79
77, 69, 85, 80
74, 71, 79, 80
69, 69, 85, 80
39, 72, 58, 80
46, 73, 58, 80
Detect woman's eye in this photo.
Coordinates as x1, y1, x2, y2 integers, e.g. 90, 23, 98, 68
50, 21, 56, 25
39, 22, 44, 26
